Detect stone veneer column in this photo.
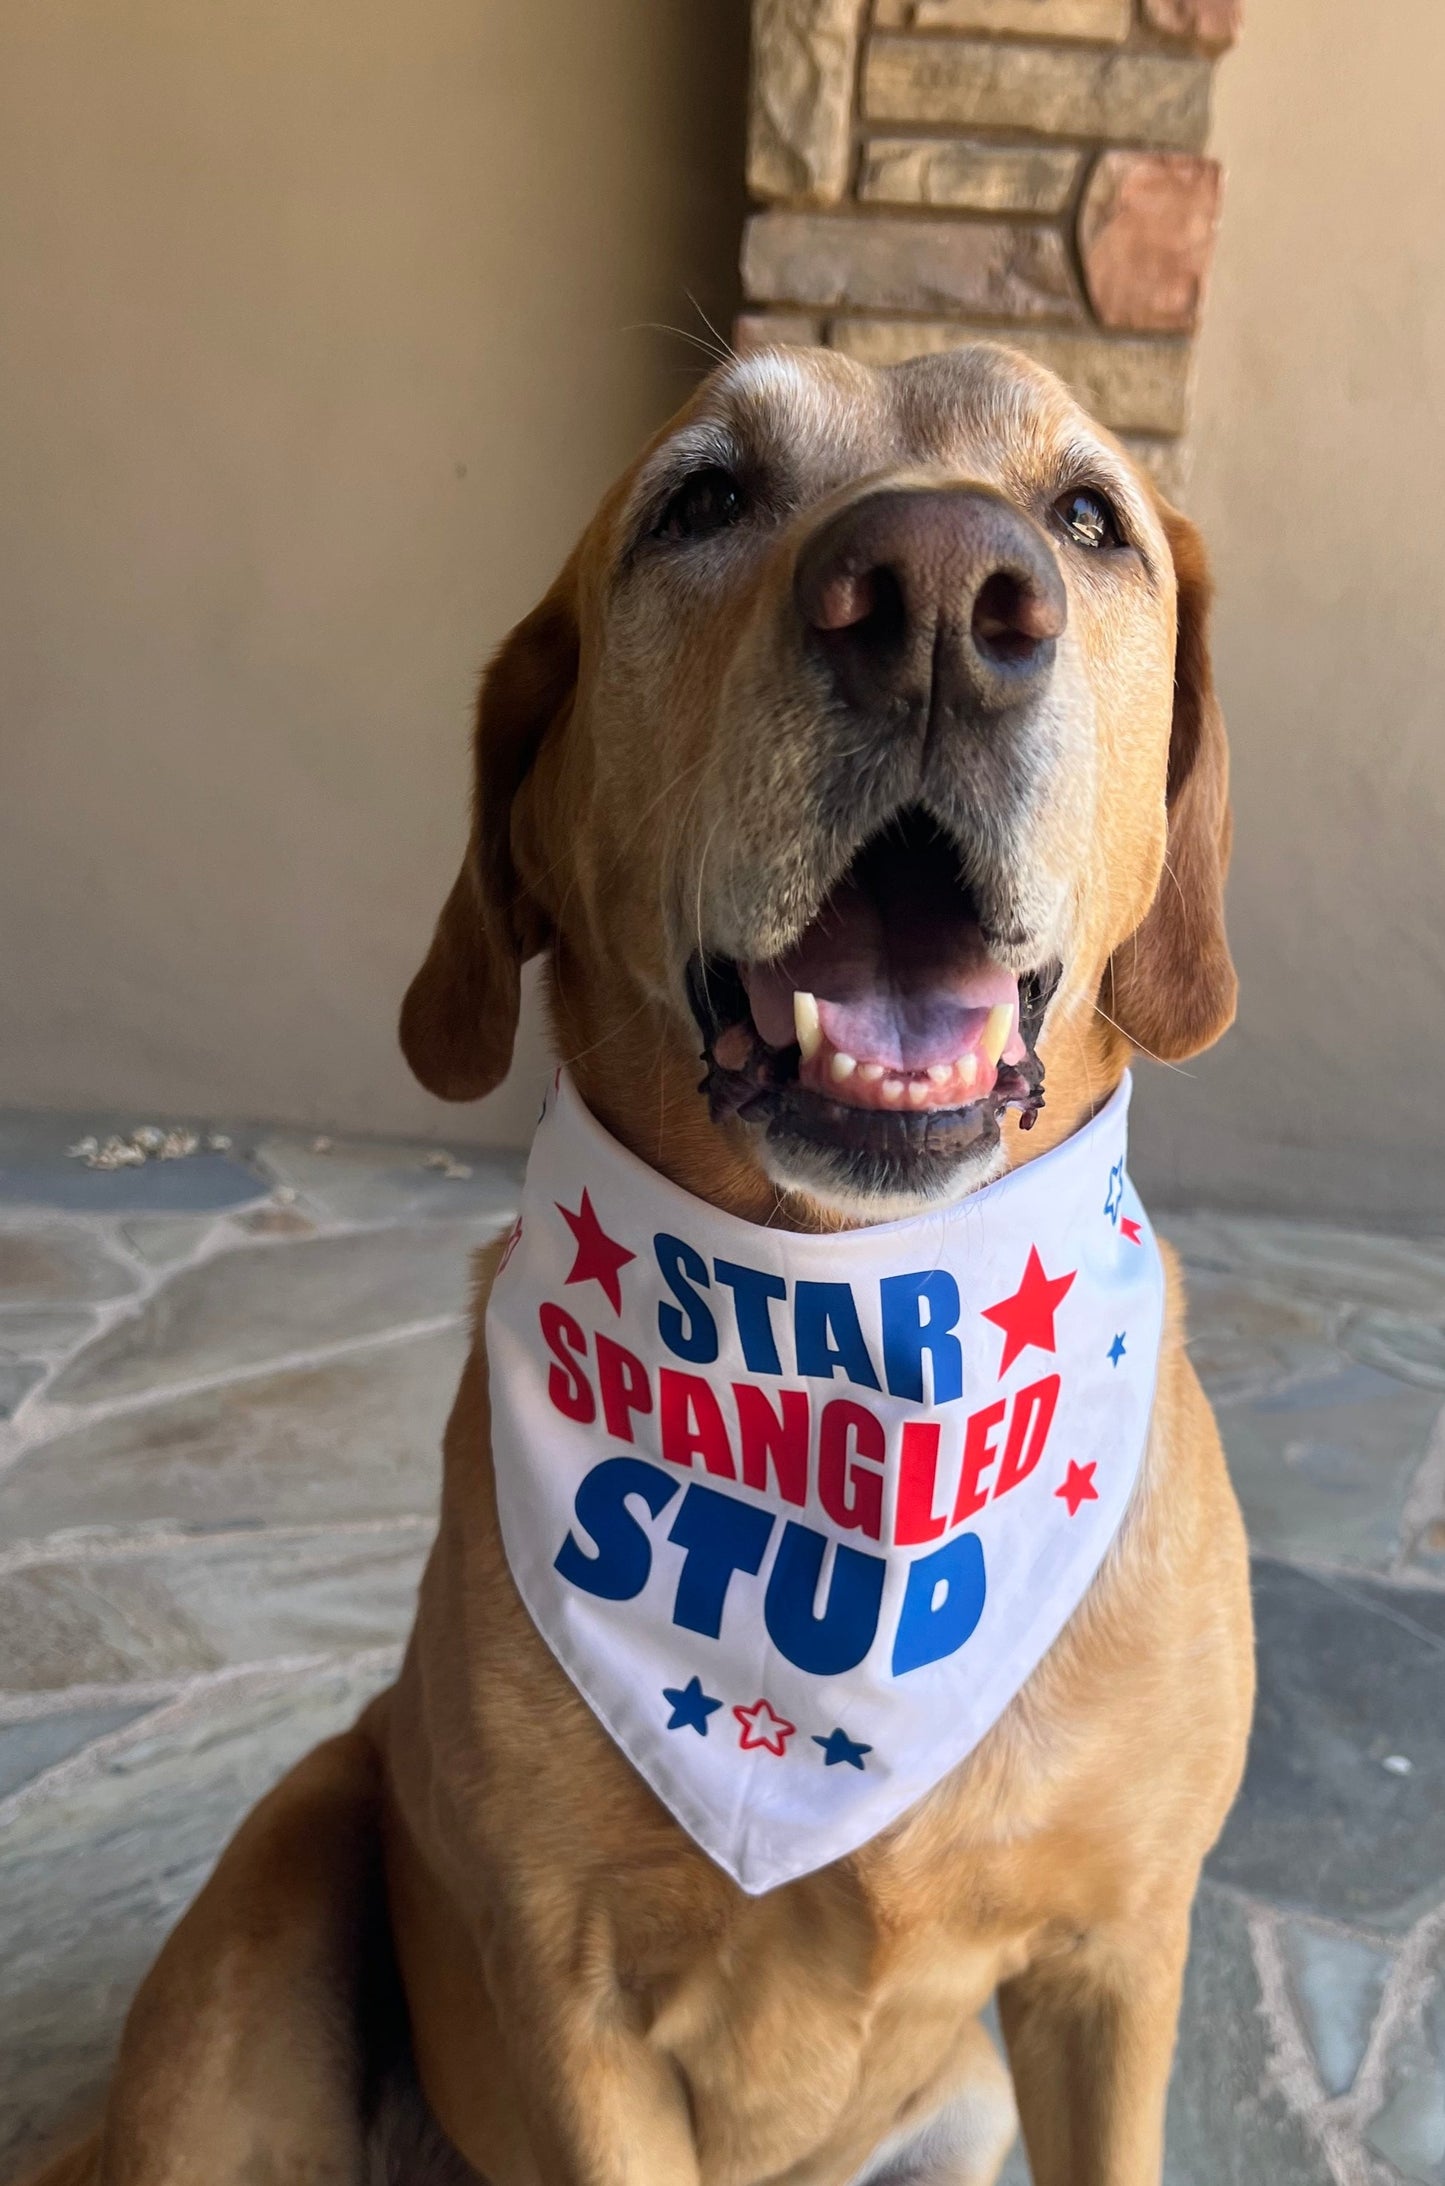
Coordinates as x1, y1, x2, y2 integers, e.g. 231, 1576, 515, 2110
740, 0, 1239, 496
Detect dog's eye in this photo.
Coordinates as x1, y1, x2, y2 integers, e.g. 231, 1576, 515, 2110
653, 466, 747, 544
1055, 488, 1122, 551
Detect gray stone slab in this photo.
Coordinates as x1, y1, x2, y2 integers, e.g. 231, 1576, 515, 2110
1161, 1885, 1328, 2184
1211, 1362, 1440, 1571
0, 1322, 467, 1542
1177, 1262, 1341, 1406
255, 1132, 524, 1226
0, 1226, 139, 1306
119, 1216, 214, 1269
156, 1526, 430, 1667
1168, 1211, 1445, 1320
49, 1221, 489, 1406
0, 1113, 270, 1213
0, 1528, 431, 1691
0, 1357, 45, 1420
1280, 1920, 1393, 2099
1344, 1310, 1445, 1394
0, 1661, 391, 2178
0, 1305, 100, 1358
1209, 1561, 1445, 1930
0, 1563, 212, 1691
0, 1702, 155, 1802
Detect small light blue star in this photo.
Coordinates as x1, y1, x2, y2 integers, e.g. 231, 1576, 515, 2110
814, 1727, 872, 1770
1108, 1333, 1127, 1367
1104, 1158, 1125, 1225
662, 1676, 722, 1736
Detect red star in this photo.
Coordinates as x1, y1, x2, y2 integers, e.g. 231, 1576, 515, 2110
1119, 1216, 1143, 1245
1056, 1460, 1099, 1517
556, 1190, 635, 1314
733, 1699, 796, 1756
981, 1246, 1076, 1377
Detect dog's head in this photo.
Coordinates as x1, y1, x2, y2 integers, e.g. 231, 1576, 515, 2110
401, 344, 1234, 1224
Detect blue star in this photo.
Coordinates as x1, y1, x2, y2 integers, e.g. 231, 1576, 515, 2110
1103, 1158, 1125, 1225
1108, 1332, 1127, 1367
814, 1727, 872, 1770
663, 1676, 722, 1736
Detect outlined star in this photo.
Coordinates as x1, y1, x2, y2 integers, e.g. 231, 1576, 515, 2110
1119, 1216, 1143, 1245
1107, 1333, 1127, 1367
981, 1246, 1077, 1377
733, 1699, 796, 1756
556, 1189, 635, 1314
1104, 1158, 1125, 1225
663, 1676, 722, 1736
1056, 1460, 1099, 1517
813, 1727, 872, 1770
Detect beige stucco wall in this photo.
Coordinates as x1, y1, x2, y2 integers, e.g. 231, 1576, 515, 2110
0, 0, 745, 1148
4, 0, 1442, 1221
1128, 0, 1445, 1223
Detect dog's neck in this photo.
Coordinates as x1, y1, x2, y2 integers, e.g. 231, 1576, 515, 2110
546, 953, 1134, 1234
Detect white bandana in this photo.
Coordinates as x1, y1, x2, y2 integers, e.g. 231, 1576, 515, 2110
486, 1070, 1163, 1895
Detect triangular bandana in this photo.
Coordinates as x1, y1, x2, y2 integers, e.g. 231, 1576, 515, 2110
486, 1071, 1164, 1895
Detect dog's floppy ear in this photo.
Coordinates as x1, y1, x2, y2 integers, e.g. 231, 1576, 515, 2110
1102, 501, 1237, 1062
400, 569, 579, 1100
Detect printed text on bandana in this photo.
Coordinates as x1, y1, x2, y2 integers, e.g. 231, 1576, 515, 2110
537, 1205, 1078, 1682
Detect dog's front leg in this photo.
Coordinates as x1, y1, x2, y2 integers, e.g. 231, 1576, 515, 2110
484, 1932, 703, 2186
995, 1907, 1192, 2186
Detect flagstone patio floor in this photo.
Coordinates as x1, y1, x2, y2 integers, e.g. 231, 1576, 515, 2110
1, 1108, 1443, 2185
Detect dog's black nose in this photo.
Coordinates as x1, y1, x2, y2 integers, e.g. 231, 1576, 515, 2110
794, 486, 1067, 724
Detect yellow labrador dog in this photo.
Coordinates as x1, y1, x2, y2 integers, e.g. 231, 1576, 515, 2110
24, 344, 1253, 2186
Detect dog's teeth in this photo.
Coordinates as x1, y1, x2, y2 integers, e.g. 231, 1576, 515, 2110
829, 1050, 858, 1082
957, 1053, 980, 1093
857, 1062, 885, 1083
926, 1063, 952, 1084
981, 1004, 1014, 1068
881, 1076, 905, 1104
906, 1080, 930, 1106
793, 991, 822, 1062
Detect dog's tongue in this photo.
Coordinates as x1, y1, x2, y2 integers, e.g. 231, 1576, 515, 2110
741, 865, 1021, 1073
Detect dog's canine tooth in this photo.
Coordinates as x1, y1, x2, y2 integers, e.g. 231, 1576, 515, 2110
793, 991, 822, 1062
857, 1062, 885, 1083
830, 1050, 858, 1082
981, 1004, 1014, 1068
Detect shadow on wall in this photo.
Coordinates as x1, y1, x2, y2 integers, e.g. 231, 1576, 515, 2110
0, 0, 748, 1151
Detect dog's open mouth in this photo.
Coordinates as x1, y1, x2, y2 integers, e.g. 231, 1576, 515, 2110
688, 810, 1058, 1186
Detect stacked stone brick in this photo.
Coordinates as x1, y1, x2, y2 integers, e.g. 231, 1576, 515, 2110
740, 0, 1239, 495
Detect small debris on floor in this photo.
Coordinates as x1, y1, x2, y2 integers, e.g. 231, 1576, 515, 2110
422, 1151, 473, 1181
311, 1136, 333, 1155
1382, 1754, 1413, 1775
66, 1125, 205, 1169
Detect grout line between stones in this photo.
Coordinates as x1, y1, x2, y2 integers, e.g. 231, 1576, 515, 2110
0, 1309, 468, 1474
1247, 1905, 1382, 2186
0, 1510, 437, 1582
0, 1189, 514, 1452
1392, 1403, 1445, 1579
0, 1645, 402, 1831
1327, 1893, 1445, 2157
